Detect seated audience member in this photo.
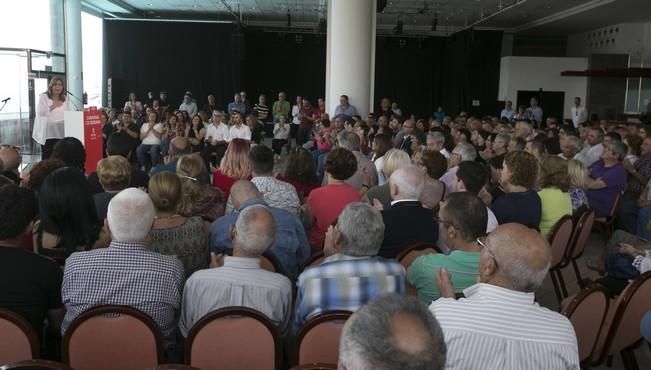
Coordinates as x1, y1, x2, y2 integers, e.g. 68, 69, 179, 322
426, 131, 450, 158
440, 142, 477, 195
93, 155, 131, 223
326, 130, 378, 190
393, 119, 415, 156
338, 294, 447, 370
568, 159, 590, 212
491, 151, 542, 228
525, 136, 545, 161
294, 202, 405, 330
454, 161, 498, 232
24, 159, 65, 193
408, 192, 487, 304
151, 136, 192, 176
417, 149, 447, 210
209, 180, 309, 281
212, 138, 252, 199
371, 133, 393, 185
179, 91, 198, 117
431, 223, 580, 369
507, 136, 526, 152
590, 235, 651, 295
51, 137, 86, 173
35, 167, 104, 261
365, 149, 412, 209
574, 128, 604, 167
136, 111, 163, 170
277, 147, 320, 199
379, 165, 438, 258
227, 112, 252, 142
272, 114, 290, 155
0, 145, 21, 184
201, 110, 229, 170
61, 188, 184, 353
585, 140, 627, 218
88, 133, 149, 194
559, 135, 580, 160
149, 172, 208, 278
247, 145, 300, 216
537, 155, 572, 237
186, 114, 206, 152
305, 147, 362, 250
619, 136, 651, 233
181, 205, 292, 336
0, 185, 65, 340
177, 154, 225, 222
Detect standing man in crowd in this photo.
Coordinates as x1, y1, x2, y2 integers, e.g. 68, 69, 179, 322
571, 97, 588, 129
334, 95, 357, 120
272, 91, 291, 122
179, 91, 198, 118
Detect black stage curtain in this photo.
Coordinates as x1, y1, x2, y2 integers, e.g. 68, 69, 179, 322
375, 30, 503, 118
104, 21, 501, 118
103, 21, 242, 110
242, 31, 327, 106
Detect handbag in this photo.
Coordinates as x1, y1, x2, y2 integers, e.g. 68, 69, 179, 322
606, 252, 640, 280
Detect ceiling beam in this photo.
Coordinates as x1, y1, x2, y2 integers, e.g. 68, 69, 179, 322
562, 68, 651, 78
104, 0, 141, 16
514, 0, 616, 33
219, 0, 242, 24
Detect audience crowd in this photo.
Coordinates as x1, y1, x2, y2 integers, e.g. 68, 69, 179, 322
3, 90, 651, 369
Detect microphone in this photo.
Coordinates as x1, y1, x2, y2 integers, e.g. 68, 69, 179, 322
66, 91, 83, 110
1, 97, 10, 103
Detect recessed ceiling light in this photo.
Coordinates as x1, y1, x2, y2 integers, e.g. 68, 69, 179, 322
192, 4, 197, 8
147, 2, 152, 6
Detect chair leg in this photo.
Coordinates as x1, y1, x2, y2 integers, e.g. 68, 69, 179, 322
572, 259, 585, 289
557, 269, 569, 298
550, 271, 563, 305
620, 347, 639, 370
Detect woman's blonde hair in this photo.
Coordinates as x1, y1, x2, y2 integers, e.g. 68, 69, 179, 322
382, 149, 411, 178
97, 155, 131, 191
148, 172, 182, 212
177, 154, 207, 216
219, 138, 252, 179
538, 154, 570, 192
567, 159, 588, 189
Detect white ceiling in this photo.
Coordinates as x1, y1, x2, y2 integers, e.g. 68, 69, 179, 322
82, 0, 651, 36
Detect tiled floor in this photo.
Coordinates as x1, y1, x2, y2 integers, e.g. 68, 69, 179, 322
535, 232, 651, 369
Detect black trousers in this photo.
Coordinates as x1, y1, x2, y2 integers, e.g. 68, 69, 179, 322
201, 143, 227, 171
41, 138, 60, 160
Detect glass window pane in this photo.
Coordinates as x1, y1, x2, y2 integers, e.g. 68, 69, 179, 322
626, 77, 640, 113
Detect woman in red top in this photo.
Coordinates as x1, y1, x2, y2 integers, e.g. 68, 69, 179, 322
212, 138, 252, 199
304, 147, 361, 250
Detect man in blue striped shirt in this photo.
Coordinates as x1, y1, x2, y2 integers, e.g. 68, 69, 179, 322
293, 202, 405, 332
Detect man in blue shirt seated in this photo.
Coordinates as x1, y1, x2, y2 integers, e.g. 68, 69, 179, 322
208, 180, 310, 281
334, 95, 357, 121
293, 202, 405, 333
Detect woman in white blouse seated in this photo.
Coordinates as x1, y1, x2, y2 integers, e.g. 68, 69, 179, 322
32, 76, 69, 159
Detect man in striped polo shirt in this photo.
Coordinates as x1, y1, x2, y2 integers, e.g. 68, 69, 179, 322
431, 223, 580, 369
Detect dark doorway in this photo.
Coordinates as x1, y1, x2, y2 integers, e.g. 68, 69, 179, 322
517, 90, 565, 126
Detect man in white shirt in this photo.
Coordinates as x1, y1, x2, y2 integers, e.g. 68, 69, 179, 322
201, 110, 230, 170
500, 100, 515, 121
571, 97, 588, 129
426, 132, 450, 158
178, 91, 198, 118
248, 145, 300, 216
227, 112, 251, 142
574, 128, 604, 167
431, 223, 580, 370
180, 205, 292, 337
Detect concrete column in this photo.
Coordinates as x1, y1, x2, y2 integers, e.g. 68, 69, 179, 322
326, 0, 376, 117
64, 0, 84, 110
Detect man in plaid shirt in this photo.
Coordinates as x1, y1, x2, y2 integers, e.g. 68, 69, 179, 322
293, 203, 405, 332
61, 188, 184, 352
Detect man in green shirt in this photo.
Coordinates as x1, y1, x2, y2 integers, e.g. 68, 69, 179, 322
272, 91, 291, 122
407, 192, 487, 304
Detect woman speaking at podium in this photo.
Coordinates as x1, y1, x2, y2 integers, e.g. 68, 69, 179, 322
32, 76, 68, 159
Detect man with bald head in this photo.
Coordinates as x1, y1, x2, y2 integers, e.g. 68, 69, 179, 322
208, 180, 309, 281
150, 136, 193, 176
430, 223, 579, 369
338, 293, 447, 370
0, 145, 22, 184
378, 164, 438, 258
181, 205, 292, 336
